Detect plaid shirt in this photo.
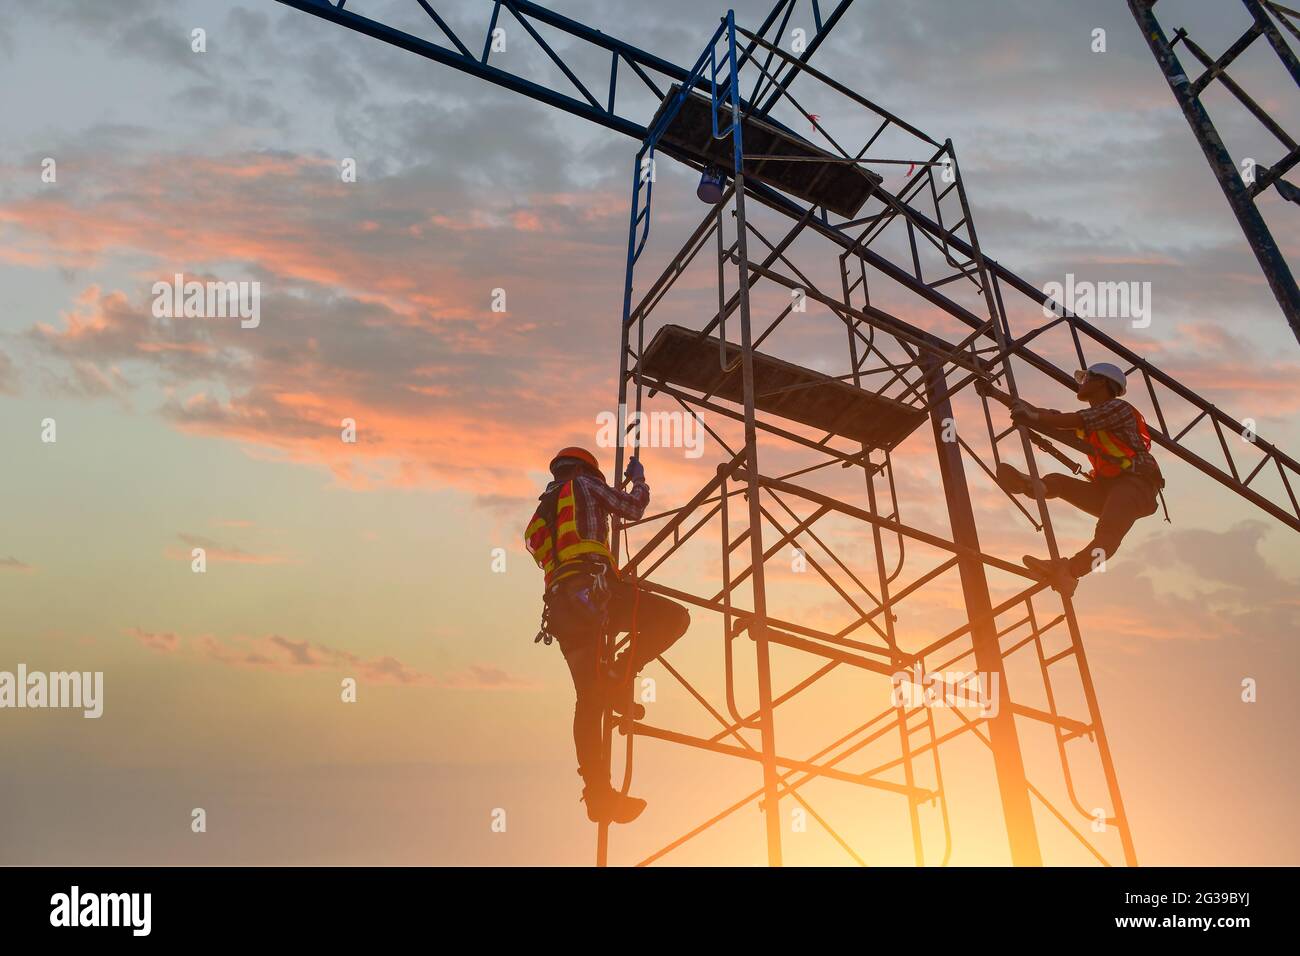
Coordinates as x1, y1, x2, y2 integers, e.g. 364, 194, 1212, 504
1078, 399, 1160, 482
541, 473, 649, 549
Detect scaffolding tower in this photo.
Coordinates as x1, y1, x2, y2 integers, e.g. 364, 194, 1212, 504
599, 12, 1300, 867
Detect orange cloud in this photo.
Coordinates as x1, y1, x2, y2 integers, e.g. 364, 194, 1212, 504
129, 628, 181, 652
166, 533, 290, 566
9, 150, 642, 503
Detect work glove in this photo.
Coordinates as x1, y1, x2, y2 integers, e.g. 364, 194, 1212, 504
1010, 400, 1038, 425
624, 456, 645, 482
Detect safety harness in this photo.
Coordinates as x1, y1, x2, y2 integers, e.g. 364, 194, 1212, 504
525, 478, 618, 644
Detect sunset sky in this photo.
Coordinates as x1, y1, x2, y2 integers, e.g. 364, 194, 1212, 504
2, 0, 1298, 866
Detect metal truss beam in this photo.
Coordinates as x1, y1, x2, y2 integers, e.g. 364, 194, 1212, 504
273, 0, 854, 141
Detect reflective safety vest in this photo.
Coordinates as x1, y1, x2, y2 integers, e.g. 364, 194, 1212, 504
1077, 402, 1152, 480
524, 479, 617, 588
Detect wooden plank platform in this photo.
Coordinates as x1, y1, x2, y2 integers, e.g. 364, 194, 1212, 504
640, 324, 926, 450
650, 85, 882, 217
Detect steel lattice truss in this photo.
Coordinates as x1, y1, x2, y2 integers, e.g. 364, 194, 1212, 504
273, 0, 1300, 866
275, 0, 855, 140
1130, 0, 1300, 345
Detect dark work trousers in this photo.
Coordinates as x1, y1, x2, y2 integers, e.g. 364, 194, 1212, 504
550, 577, 690, 787
1041, 472, 1159, 577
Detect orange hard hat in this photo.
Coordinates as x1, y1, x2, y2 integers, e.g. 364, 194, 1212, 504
549, 446, 604, 480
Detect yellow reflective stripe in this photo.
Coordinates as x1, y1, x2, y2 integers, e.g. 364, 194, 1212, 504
556, 489, 577, 520
553, 482, 580, 538
556, 540, 615, 563
1096, 430, 1126, 456
549, 565, 590, 587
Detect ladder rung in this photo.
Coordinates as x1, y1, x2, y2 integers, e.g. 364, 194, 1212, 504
1043, 646, 1076, 666
1189, 24, 1262, 97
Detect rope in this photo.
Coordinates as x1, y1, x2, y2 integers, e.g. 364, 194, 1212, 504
617, 525, 640, 797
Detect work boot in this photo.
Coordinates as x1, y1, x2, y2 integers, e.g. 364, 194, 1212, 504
996, 462, 1046, 498
604, 690, 646, 721
1023, 555, 1078, 598
581, 784, 647, 825
600, 665, 646, 720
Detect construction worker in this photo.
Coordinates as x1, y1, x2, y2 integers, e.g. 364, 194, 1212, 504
993, 363, 1164, 596
524, 447, 690, 825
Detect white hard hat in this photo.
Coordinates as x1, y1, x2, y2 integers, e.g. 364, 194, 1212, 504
1074, 362, 1126, 396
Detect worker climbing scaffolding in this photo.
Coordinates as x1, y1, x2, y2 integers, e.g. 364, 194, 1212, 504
524, 446, 690, 825
986, 363, 1165, 597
